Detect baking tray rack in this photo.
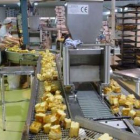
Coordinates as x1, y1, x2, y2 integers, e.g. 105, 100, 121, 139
117, 4, 140, 8
118, 34, 140, 37
122, 55, 136, 59
117, 11, 140, 14
122, 39, 138, 43
123, 50, 135, 53
117, 17, 140, 20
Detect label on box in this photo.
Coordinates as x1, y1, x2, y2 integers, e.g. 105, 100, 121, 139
68, 4, 88, 15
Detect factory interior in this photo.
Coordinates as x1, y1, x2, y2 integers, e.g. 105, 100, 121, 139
1, 0, 140, 140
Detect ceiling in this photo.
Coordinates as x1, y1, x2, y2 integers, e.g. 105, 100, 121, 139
0, 0, 43, 4
0, 0, 139, 8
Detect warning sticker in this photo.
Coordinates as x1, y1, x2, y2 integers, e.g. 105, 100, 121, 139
68, 4, 89, 15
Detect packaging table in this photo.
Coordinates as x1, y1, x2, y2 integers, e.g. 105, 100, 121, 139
114, 68, 140, 96
0, 66, 34, 131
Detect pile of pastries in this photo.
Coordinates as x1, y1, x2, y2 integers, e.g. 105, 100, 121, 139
104, 79, 121, 94
37, 50, 58, 81
30, 50, 80, 139
109, 91, 140, 126
103, 79, 140, 126
98, 133, 113, 140
7, 45, 36, 54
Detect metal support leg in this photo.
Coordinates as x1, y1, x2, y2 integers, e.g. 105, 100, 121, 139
30, 74, 33, 87
135, 81, 140, 96
1, 75, 6, 131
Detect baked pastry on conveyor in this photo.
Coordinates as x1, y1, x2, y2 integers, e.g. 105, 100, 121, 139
124, 101, 133, 109
122, 108, 131, 116
128, 110, 136, 118
112, 98, 119, 106
119, 98, 126, 106
64, 118, 71, 129
104, 79, 121, 94
43, 123, 51, 134
56, 109, 66, 121
29, 121, 42, 134
35, 113, 46, 124
134, 100, 140, 109
136, 110, 140, 117
127, 94, 135, 99
111, 106, 119, 114
98, 133, 113, 140
118, 94, 126, 106
104, 87, 112, 94
69, 121, 80, 137
109, 96, 119, 106
114, 86, 121, 93
55, 90, 61, 95
49, 125, 62, 140
134, 117, 140, 126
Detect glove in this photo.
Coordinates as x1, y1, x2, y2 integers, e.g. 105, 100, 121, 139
64, 38, 82, 48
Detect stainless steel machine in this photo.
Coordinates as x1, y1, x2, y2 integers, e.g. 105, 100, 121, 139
62, 0, 140, 134
63, 0, 110, 88
61, 0, 115, 122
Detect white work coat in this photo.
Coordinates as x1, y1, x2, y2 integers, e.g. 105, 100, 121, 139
0, 25, 12, 42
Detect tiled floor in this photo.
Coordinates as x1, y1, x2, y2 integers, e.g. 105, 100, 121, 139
0, 78, 138, 140
0, 88, 31, 140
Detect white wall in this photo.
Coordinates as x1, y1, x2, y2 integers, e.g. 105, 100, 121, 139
38, 7, 55, 17
0, 7, 6, 22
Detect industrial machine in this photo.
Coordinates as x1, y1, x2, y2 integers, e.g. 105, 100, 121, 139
21, 0, 140, 140
63, 0, 110, 89
61, 0, 112, 120
62, 0, 140, 134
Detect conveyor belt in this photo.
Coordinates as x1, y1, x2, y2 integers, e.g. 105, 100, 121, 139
27, 79, 118, 140
116, 79, 140, 135
77, 91, 113, 118
29, 128, 117, 140
22, 56, 119, 140
105, 78, 140, 134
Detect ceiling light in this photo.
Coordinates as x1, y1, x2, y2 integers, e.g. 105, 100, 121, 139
64, 3, 67, 6
103, 11, 110, 15
34, 2, 38, 6
124, 7, 128, 11
17, 2, 20, 6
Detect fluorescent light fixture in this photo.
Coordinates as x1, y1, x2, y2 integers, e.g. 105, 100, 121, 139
34, 2, 38, 6
103, 11, 110, 15
119, 8, 122, 12
17, 2, 20, 6
124, 7, 128, 11
40, 17, 56, 20
64, 3, 67, 6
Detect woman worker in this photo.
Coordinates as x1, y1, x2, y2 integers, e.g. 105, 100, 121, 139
0, 19, 21, 65
0, 18, 20, 45
0, 22, 5, 50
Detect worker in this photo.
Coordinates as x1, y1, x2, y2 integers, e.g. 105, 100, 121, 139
42, 33, 52, 49
0, 18, 20, 45
0, 22, 6, 50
